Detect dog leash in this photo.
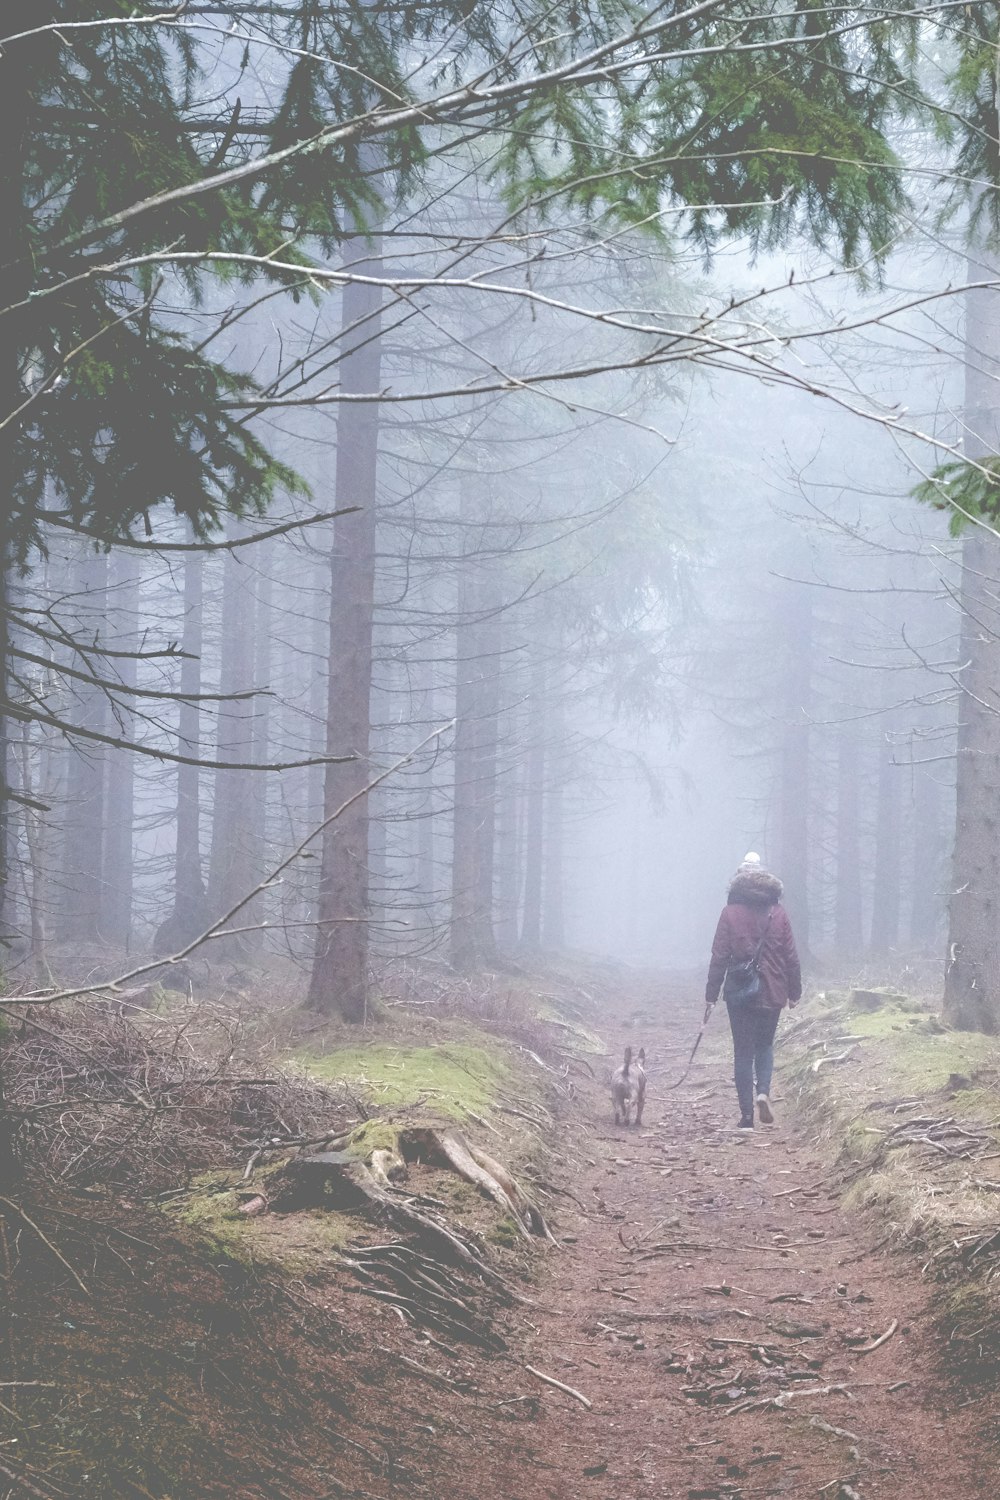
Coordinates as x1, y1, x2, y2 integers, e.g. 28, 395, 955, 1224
666, 1003, 715, 1089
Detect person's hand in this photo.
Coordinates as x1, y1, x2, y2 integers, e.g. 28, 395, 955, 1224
703, 1001, 716, 1025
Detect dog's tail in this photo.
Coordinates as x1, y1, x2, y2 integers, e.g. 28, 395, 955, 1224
622, 1045, 632, 1072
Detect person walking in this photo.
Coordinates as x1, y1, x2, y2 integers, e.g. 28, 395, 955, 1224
704, 853, 801, 1130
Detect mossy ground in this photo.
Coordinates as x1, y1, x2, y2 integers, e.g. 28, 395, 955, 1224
789, 984, 1000, 1355
172, 1013, 558, 1275
168, 1168, 359, 1272
293, 1036, 516, 1119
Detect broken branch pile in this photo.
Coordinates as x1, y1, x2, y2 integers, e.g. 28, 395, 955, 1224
5, 1002, 353, 1193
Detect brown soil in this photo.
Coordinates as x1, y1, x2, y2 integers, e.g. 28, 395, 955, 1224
2, 974, 998, 1499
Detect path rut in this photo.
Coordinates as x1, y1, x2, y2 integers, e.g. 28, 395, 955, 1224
492, 977, 998, 1500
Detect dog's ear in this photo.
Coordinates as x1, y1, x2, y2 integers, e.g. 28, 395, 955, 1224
638, 1047, 646, 1065
623, 1045, 632, 1067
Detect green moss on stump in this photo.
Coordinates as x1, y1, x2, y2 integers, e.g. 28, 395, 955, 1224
168, 1169, 355, 1272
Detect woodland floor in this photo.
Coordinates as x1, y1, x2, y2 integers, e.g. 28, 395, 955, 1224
3, 972, 1000, 1499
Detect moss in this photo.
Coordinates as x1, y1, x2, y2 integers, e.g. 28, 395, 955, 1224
294, 1039, 513, 1119
488, 1215, 522, 1247
168, 1169, 354, 1272
344, 1118, 402, 1158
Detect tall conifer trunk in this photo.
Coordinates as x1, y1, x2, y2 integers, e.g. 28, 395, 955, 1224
207, 532, 256, 953
102, 553, 139, 949
777, 584, 812, 953
157, 543, 209, 953
944, 256, 1000, 1030
910, 765, 944, 951
834, 723, 864, 958
520, 653, 546, 950
62, 548, 109, 942
869, 715, 901, 958
543, 682, 566, 949
450, 535, 501, 969
307, 228, 382, 1019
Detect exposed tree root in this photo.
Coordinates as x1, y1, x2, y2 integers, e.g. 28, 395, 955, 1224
398, 1126, 556, 1243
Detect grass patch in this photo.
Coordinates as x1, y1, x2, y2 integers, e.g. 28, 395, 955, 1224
294, 1039, 514, 1120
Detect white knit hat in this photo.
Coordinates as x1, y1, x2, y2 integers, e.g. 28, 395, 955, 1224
739, 851, 762, 868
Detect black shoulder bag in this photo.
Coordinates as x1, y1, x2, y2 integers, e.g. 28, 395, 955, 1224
722, 909, 773, 1008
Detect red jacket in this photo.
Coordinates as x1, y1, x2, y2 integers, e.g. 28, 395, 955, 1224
705, 870, 802, 1011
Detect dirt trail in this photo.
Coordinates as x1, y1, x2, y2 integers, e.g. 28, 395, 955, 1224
488, 976, 998, 1500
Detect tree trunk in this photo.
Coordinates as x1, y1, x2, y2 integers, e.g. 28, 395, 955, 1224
156, 543, 209, 954
543, 682, 565, 950
101, 552, 139, 950
61, 548, 109, 942
834, 722, 864, 959
0, 561, 11, 950
910, 765, 944, 952
493, 712, 523, 954
307, 230, 383, 1020
776, 584, 811, 955
520, 653, 546, 950
245, 565, 273, 952
450, 545, 501, 970
0, 0, 50, 962
944, 254, 1000, 1031
207, 533, 256, 954
869, 715, 901, 959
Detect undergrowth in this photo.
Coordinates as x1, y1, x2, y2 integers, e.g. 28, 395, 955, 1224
790, 984, 1000, 1377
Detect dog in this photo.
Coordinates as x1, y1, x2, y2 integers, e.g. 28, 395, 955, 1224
611, 1045, 646, 1126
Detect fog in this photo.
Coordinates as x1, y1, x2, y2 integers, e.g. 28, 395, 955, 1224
3, 230, 967, 1005
3, 9, 997, 1041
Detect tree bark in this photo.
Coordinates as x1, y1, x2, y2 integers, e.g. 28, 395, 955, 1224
207, 531, 256, 955
869, 711, 901, 959
776, 584, 812, 955
493, 706, 523, 954
834, 722, 864, 959
543, 682, 565, 950
520, 652, 546, 950
245, 565, 273, 952
0, 1, 50, 965
944, 253, 1000, 1031
307, 230, 382, 1020
101, 552, 139, 950
155, 542, 209, 954
61, 548, 109, 942
450, 543, 501, 970
910, 765, 945, 952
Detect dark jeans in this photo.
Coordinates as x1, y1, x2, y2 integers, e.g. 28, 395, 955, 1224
726, 1003, 780, 1119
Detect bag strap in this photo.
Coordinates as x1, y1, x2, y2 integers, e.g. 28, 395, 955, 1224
750, 908, 773, 966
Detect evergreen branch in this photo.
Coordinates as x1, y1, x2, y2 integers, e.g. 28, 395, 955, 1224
37, 507, 357, 551
0, 699, 355, 775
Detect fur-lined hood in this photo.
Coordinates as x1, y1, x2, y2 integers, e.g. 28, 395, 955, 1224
727, 869, 783, 906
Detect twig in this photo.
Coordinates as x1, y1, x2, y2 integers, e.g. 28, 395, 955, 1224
0, 1460, 62, 1500
855, 1318, 898, 1354
525, 1363, 592, 1409
724, 1383, 850, 1417
0, 1197, 89, 1296
812, 1047, 859, 1074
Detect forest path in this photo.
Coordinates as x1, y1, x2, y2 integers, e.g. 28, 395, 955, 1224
494, 973, 996, 1500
